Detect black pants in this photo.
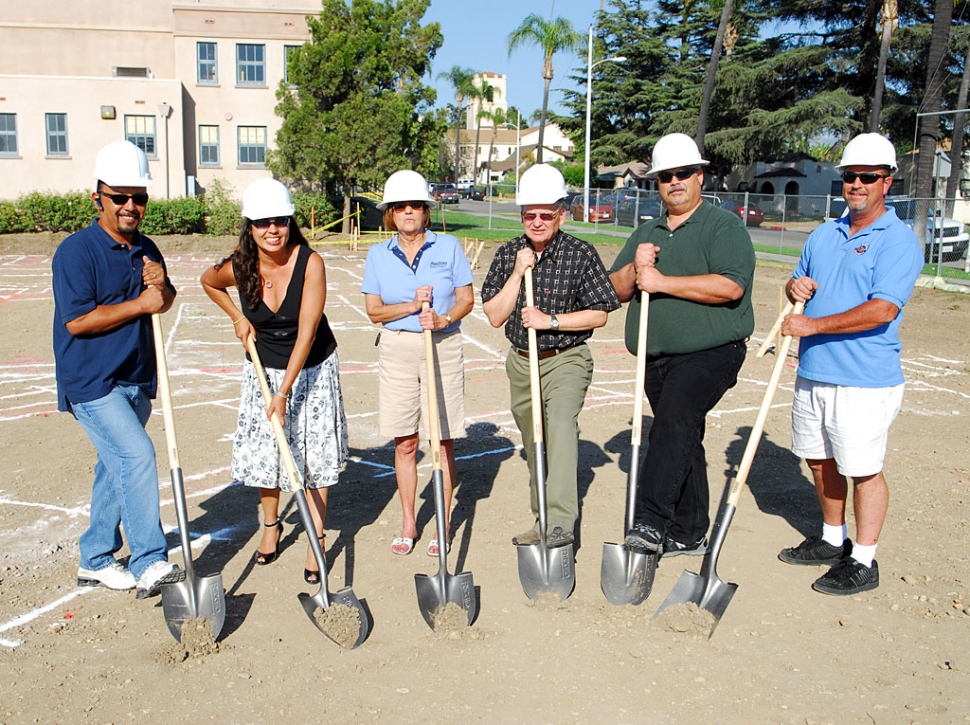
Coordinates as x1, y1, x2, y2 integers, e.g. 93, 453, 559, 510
635, 340, 747, 543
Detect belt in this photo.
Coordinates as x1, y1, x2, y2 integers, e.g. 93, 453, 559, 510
515, 344, 579, 360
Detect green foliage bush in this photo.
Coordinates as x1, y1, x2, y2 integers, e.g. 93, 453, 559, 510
202, 178, 242, 237
0, 201, 30, 234
140, 197, 207, 235
292, 191, 339, 230
18, 191, 98, 232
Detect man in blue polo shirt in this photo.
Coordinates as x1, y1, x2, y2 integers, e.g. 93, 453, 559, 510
52, 140, 183, 599
778, 133, 923, 596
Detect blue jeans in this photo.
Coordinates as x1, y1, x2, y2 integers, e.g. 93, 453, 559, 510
636, 341, 747, 543
72, 384, 168, 580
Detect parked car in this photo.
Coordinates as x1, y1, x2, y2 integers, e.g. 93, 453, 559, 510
719, 200, 765, 227
461, 186, 485, 201
569, 193, 613, 222
455, 178, 475, 191
829, 197, 969, 262
432, 183, 460, 204
616, 199, 663, 228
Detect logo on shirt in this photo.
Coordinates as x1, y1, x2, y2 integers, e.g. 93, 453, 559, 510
430, 261, 448, 269
853, 243, 869, 256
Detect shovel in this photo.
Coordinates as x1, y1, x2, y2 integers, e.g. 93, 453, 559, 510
414, 303, 477, 629
152, 314, 226, 643
652, 301, 805, 635
600, 292, 656, 605
516, 267, 576, 601
245, 336, 368, 649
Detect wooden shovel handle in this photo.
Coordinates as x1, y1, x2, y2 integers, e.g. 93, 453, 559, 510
631, 292, 649, 446
524, 267, 543, 445
151, 314, 180, 471
244, 335, 304, 492
422, 302, 443, 469
729, 301, 805, 506
756, 300, 795, 358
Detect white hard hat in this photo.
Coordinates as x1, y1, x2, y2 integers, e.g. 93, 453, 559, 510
92, 140, 153, 188
241, 178, 295, 220
647, 133, 709, 177
377, 170, 437, 210
516, 164, 568, 206
836, 133, 897, 172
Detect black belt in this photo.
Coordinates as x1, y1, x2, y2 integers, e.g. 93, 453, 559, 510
515, 344, 580, 360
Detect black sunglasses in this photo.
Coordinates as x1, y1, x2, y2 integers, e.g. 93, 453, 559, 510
251, 217, 291, 229
656, 167, 698, 184
99, 191, 149, 206
841, 171, 889, 185
391, 201, 427, 212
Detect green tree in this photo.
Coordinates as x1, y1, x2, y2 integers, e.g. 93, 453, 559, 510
508, 13, 584, 164
269, 0, 443, 231
439, 65, 476, 182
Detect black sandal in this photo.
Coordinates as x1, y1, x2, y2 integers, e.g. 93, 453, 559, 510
254, 519, 283, 565
304, 535, 326, 584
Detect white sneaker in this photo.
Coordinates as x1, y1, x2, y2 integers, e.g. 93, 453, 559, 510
77, 561, 136, 590
135, 561, 184, 600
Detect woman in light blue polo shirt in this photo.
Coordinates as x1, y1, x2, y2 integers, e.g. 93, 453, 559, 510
361, 170, 474, 557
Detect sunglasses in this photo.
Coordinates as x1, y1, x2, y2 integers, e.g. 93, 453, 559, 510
99, 191, 149, 206
656, 168, 698, 184
841, 171, 889, 185
251, 217, 290, 229
391, 201, 427, 212
521, 211, 559, 223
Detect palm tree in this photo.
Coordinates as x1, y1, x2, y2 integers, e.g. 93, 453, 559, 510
438, 66, 476, 182
695, 0, 735, 156
471, 76, 494, 186
483, 107, 509, 194
869, 0, 899, 133
508, 14, 583, 164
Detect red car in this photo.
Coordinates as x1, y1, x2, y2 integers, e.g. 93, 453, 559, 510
720, 200, 764, 226
569, 194, 613, 222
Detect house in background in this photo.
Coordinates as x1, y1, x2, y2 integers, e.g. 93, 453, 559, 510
0, 0, 318, 201
448, 123, 574, 186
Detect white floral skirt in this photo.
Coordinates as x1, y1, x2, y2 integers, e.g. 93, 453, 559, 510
232, 351, 349, 492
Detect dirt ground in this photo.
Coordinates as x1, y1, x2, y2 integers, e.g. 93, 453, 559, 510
1, 232, 968, 724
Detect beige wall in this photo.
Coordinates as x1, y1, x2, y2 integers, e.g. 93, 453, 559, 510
0, 0, 318, 202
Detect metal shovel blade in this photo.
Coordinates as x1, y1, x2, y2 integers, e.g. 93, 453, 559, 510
294, 488, 368, 649
161, 571, 226, 643
651, 504, 738, 637
600, 544, 656, 606
414, 570, 477, 629
516, 542, 575, 601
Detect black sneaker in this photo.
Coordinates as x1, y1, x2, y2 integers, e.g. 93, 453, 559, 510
662, 535, 708, 558
812, 558, 879, 596
545, 526, 574, 548
624, 523, 663, 554
778, 536, 852, 566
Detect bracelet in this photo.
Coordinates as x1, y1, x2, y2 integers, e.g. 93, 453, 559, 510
232, 316, 245, 325
274, 392, 289, 400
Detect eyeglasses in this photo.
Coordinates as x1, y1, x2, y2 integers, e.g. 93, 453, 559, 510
656, 168, 698, 184
521, 211, 559, 223
251, 217, 290, 229
841, 171, 889, 185
99, 191, 149, 206
391, 201, 427, 212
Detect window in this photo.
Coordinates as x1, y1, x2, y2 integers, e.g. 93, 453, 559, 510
199, 125, 220, 167
46, 113, 69, 156
236, 43, 265, 86
198, 42, 218, 84
125, 115, 157, 157
284, 45, 299, 85
238, 126, 266, 165
0, 114, 18, 156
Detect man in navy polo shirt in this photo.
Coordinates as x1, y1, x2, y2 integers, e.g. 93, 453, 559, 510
52, 140, 183, 600
778, 133, 923, 596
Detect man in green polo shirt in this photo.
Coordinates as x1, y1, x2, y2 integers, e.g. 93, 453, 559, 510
609, 133, 755, 567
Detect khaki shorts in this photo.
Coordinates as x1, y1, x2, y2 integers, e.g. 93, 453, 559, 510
378, 327, 465, 440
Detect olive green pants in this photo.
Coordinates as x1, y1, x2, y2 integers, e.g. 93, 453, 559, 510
506, 344, 594, 532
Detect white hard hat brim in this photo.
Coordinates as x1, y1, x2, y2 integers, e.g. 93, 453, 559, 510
645, 159, 709, 178
375, 199, 438, 210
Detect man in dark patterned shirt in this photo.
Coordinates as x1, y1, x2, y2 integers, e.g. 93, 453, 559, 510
482, 164, 620, 548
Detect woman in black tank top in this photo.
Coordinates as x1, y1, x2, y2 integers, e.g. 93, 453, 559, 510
201, 179, 348, 585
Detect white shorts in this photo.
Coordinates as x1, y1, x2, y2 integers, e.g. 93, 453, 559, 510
791, 377, 904, 477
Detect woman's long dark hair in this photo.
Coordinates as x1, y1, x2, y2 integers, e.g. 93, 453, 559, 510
213, 217, 309, 310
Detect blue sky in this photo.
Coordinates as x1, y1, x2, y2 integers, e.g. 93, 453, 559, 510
423, 0, 603, 120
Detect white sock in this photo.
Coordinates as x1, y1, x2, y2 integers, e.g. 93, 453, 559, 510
852, 543, 877, 568
822, 523, 847, 547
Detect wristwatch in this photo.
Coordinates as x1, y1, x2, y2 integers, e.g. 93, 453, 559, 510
445, 313, 453, 325
549, 313, 559, 331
